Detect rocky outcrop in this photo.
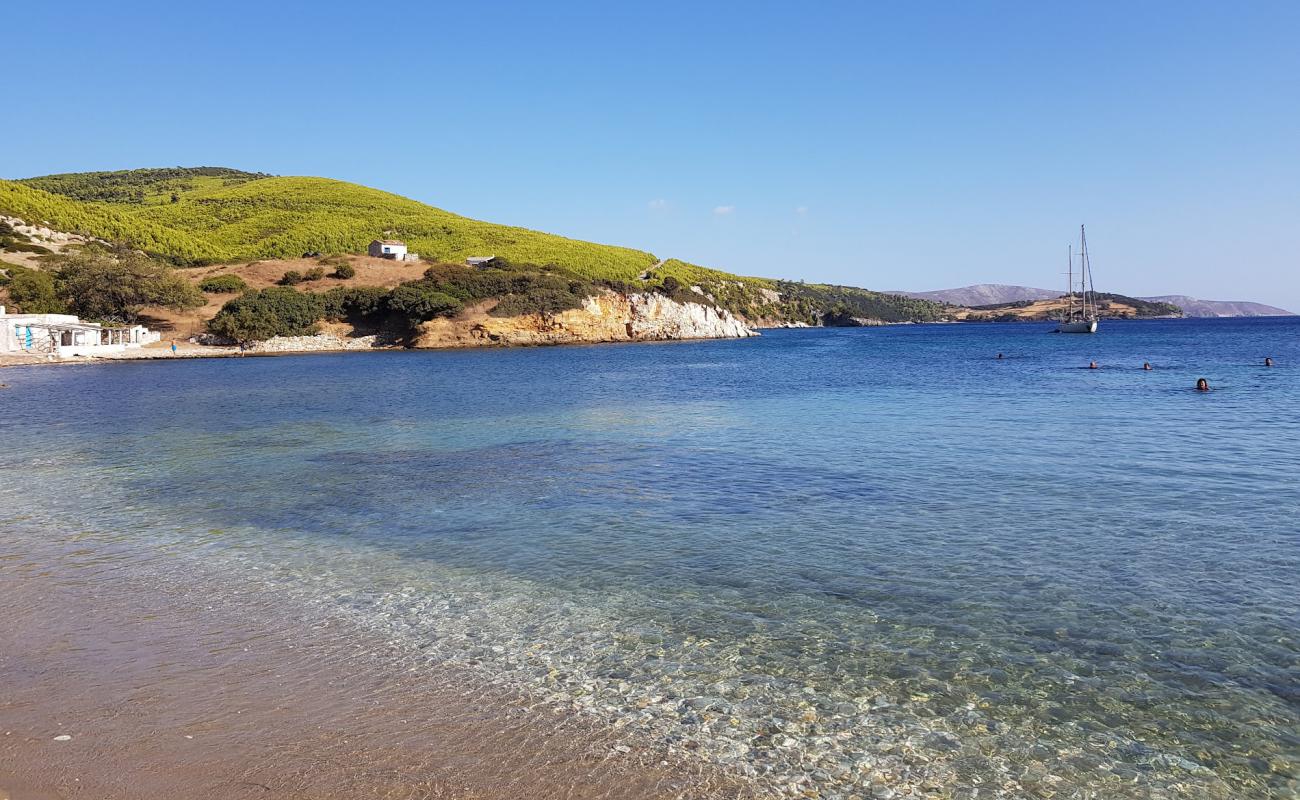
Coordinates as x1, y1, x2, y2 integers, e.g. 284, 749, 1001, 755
415, 290, 756, 348
249, 333, 384, 352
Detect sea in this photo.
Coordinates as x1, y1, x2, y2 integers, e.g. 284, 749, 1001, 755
2, 317, 1298, 799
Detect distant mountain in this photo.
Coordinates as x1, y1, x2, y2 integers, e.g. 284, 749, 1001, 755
886, 284, 1295, 318
1139, 295, 1294, 318
884, 284, 1060, 307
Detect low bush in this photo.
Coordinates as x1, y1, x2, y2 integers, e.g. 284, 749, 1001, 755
208, 287, 326, 342
386, 283, 462, 324
489, 277, 590, 317
331, 263, 355, 279
303, 267, 326, 281
323, 285, 389, 320
198, 274, 248, 293
409, 260, 596, 318
278, 269, 303, 285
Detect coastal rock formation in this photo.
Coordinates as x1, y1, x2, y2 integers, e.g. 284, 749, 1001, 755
416, 290, 756, 349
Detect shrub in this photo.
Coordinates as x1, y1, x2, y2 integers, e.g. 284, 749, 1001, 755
278, 269, 303, 285
198, 274, 248, 293
490, 281, 590, 317
411, 261, 596, 318
386, 284, 462, 324
303, 267, 326, 281
208, 287, 326, 342
323, 285, 389, 320
331, 263, 356, 279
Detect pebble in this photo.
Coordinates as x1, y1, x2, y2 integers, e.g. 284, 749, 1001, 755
52, 734, 72, 741
217, 543, 1276, 800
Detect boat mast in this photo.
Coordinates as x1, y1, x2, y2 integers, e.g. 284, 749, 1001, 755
1079, 225, 1091, 318
1067, 245, 1074, 320
1084, 227, 1097, 316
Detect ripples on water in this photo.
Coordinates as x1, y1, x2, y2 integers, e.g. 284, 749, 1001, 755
2, 318, 1298, 798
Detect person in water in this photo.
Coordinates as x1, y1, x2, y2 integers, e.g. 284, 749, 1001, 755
996, 353, 1004, 360
1089, 361, 1099, 369
1264, 357, 1274, 367
1196, 378, 1210, 391
1143, 362, 1152, 370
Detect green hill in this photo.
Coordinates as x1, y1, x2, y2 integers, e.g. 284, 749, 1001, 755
20, 166, 267, 205
2, 167, 947, 323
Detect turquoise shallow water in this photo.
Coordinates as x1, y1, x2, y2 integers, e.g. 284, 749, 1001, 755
2, 318, 1298, 798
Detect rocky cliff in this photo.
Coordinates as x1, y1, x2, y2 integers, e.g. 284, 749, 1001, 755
415, 290, 756, 348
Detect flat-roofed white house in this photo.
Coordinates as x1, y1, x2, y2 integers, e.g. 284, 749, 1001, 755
367, 239, 420, 262
0, 305, 160, 358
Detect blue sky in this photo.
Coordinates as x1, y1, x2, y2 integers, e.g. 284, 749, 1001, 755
4, 1, 1298, 309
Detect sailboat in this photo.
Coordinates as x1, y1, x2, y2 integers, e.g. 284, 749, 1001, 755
1056, 225, 1098, 334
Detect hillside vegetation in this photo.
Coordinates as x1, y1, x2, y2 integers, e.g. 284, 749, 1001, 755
3, 167, 947, 324
21, 167, 267, 205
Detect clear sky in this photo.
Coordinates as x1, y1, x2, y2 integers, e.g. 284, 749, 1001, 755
4, 1, 1298, 309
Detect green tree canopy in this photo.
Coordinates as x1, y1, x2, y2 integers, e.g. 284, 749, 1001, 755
4, 265, 66, 314
208, 287, 326, 343
53, 246, 204, 322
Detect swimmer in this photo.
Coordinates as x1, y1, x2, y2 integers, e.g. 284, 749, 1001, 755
1264, 357, 1273, 367
996, 353, 1004, 360
1089, 361, 1099, 370
1196, 378, 1210, 392
1142, 362, 1152, 370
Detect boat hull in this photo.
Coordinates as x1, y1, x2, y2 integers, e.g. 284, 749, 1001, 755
1056, 320, 1098, 334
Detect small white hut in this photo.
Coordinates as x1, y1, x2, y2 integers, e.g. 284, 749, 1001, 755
0, 305, 159, 358
368, 239, 408, 260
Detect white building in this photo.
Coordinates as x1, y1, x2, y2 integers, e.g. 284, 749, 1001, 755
0, 305, 159, 358
368, 239, 406, 259
466, 255, 498, 268
367, 239, 420, 261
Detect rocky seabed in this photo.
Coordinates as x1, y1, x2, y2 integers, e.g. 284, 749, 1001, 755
206, 542, 1273, 800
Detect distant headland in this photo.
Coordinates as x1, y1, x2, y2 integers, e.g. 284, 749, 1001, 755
2, 168, 1290, 365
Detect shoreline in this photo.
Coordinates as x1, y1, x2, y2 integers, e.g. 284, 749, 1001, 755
0, 333, 754, 370
3, 314, 1275, 371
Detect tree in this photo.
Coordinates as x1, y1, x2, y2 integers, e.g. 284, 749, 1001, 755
53, 246, 204, 322
6, 267, 67, 314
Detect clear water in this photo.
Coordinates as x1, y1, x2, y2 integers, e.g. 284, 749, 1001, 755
3, 318, 1298, 799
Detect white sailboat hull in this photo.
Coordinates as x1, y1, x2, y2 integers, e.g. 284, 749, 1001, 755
1056, 319, 1098, 334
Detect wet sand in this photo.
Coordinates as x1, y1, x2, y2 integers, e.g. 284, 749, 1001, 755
0, 544, 755, 800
